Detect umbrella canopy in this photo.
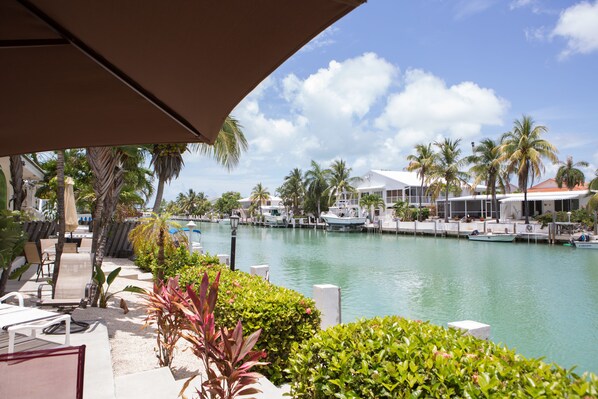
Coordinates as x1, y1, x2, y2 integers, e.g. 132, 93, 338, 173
64, 176, 78, 233
0, 0, 365, 156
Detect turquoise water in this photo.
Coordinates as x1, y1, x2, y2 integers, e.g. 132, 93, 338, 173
192, 221, 598, 374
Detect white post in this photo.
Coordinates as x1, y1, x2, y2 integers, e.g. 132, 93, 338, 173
313, 284, 341, 329
250, 265, 270, 281
448, 320, 490, 340
217, 254, 230, 267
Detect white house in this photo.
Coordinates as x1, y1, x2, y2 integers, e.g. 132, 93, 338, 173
439, 178, 590, 221
355, 170, 483, 218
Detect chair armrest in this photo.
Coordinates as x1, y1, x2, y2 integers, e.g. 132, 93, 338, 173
37, 283, 52, 300
7, 314, 71, 352
0, 292, 24, 307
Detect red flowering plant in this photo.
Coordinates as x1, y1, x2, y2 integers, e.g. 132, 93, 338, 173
179, 272, 267, 399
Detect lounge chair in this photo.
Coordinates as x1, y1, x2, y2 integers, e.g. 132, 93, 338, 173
0, 345, 86, 399
79, 238, 92, 253
37, 253, 95, 333
24, 242, 55, 282
63, 243, 78, 253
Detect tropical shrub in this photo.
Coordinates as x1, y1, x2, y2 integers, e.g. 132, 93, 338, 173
535, 209, 595, 229
0, 210, 28, 296
288, 316, 598, 398
135, 245, 219, 276
92, 266, 141, 308
142, 277, 189, 367
410, 207, 430, 221
175, 262, 320, 385
180, 272, 267, 399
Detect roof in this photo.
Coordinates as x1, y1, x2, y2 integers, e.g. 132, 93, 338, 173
499, 191, 587, 203
369, 170, 423, 187
528, 178, 588, 192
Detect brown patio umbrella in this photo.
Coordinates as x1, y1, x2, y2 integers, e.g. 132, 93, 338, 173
0, 0, 365, 156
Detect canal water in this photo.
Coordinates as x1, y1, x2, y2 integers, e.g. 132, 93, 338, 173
191, 221, 598, 374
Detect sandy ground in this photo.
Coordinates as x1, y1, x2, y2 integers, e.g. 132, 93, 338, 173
73, 257, 205, 380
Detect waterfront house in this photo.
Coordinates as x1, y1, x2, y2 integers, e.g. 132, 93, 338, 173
0, 155, 45, 216
356, 170, 482, 219
438, 178, 589, 221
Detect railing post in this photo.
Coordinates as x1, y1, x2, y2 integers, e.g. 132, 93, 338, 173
313, 284, 341, 329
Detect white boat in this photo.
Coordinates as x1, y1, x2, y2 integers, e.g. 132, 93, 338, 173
321, 210, 366, 232
218, 218, 230, 225
262, 206, 288, 228
571, 234, 598, 249
573, 240, 598, 249
468, 232, 518, 242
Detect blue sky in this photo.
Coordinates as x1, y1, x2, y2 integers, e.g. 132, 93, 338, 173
166, 0, 598, 201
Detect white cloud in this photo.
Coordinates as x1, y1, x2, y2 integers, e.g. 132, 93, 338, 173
301, 27, 339, 52
510, 0, 535, 10
552, 1, 598, 58
166, 54, 509, 199
454, 0, 497, 19
525, 26, 548, 42
375, 69, 509, 150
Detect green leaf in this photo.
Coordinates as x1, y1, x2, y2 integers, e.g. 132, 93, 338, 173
106, 267, 122, 286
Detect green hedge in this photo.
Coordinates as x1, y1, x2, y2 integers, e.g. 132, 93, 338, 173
171, 259, 321, 385
288, 316, 598, 398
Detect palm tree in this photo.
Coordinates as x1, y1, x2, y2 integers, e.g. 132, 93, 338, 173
9, 155, 24, 211
431, 138, 469, 223
555, 156, 589, 190
128, 213, 180, 282
250, 183, 270, 217
406, 144, 436, 221
150, 116, 248, 213
304, 161, 330, 219
500, 115, 558, 224
150, 143, 186, 213
279, 168, 305, 215
392, 199, 410, 220
326, 159, 361, 207
467, 138, 504, 222
359, 194, 385, 221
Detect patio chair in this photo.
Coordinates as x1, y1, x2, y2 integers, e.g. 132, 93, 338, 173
79, 238, 92, 253
24, 242, 54, 282
40, 238, 58, 260
63, 243, 78, 253
0, 292, 24, 307
0, 345, 86, 399
37, 253, 95, 333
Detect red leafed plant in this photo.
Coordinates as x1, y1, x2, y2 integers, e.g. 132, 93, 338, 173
179, 272, 267, 399
143, 276, 188, 367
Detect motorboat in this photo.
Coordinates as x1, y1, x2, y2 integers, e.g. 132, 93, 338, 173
263, 206, 288, 228
468, 230, 517, 242
320, 209, 366, 232
571, 233, 598, 249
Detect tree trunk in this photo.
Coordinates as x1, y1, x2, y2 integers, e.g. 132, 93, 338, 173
419, 178, 424, 222
9, 155, 25, 211
444, 185, 449, 223
152, 177, 165, 214
157, 229, 165, 282
492, 179, 499, 223
523, 161, 530, 224
52, 151, 66, 297
87, 147, 123, 306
